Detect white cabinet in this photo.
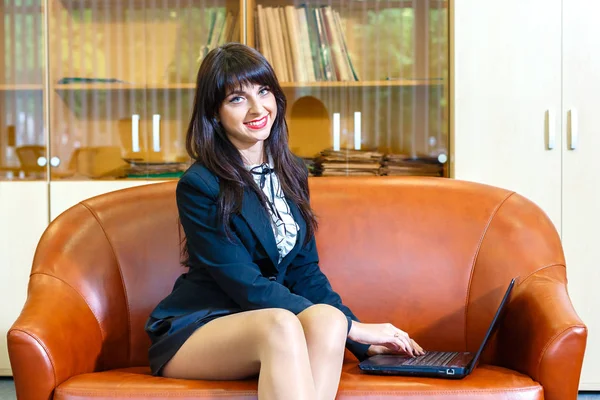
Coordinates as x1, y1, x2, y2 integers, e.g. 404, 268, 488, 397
453, 0, 600, 389
452, 0, 563, 232
561, 0, 600, 390
0, 182, 48, 376
49, 181, 153, 221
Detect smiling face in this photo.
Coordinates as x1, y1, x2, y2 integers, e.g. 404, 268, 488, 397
218, 83, 277, 163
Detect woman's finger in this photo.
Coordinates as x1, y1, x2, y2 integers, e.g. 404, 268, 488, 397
393, 329, 421, 357
392, 332, 414, 356
393, 340, 408, 354
395, 336, 415, 357
411, 339, 425, 355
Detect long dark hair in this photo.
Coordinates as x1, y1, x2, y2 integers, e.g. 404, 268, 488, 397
184, 43, 318, 247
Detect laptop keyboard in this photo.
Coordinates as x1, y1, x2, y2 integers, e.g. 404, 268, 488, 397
402, 351, 459, 366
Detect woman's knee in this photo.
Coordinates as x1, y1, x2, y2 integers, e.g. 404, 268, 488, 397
258, 308, 306, 348
298, 304, 348, 342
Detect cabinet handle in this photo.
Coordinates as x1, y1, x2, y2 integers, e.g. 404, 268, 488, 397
545, 109, 555, 150
568, 109, 578, 150
132, 114, 140, 153
333, 113, 341, 151
152, 114, 161, 152
354, 111, 361, 150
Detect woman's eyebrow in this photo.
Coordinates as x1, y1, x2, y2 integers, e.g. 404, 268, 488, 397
226, 85, 265, 97
226, 89, 248, 97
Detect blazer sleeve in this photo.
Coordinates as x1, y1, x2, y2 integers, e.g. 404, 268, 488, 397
177, 171, 314, 314
284, 234, 371, 361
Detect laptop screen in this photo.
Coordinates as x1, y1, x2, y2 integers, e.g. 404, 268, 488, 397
466, 278, 517, 372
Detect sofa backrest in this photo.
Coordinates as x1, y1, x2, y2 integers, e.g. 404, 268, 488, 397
30, 176, 565, 370
306, 177, 564, 358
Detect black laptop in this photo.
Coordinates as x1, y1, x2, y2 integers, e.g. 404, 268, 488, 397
358, 278, 516, 379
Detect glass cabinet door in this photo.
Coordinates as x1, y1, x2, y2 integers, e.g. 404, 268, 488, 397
145, 0, 241, 178
47, 0, 150, 181
250, 0, 449, 177
47, 0, 241, 183
0, 0, 46, 181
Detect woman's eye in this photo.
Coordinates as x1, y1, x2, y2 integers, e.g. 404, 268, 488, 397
230, 96, 243, 103
259, 88, 270, 95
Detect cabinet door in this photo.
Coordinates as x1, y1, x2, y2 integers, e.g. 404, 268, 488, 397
47, 0, 151, 181
452, 0, 562, 232
0, 182, 48, 375
561, 0, 600, 389
0, 1, 46, 181
145, 1, 241, 166
250, 0, 449, 177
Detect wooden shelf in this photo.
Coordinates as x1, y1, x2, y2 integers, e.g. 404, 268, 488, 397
280, 79, 444, 88
54, 83, 146, 91
56, 0, 445, 6
57, 0, 228, 9
0, 84, 44, 91
255, 0, 447, 8
53, 79, 444, 91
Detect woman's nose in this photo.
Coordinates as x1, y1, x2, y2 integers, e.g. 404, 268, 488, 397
247, 98, 264, 115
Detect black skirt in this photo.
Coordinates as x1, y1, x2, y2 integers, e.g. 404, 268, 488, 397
145, 308, 241, 376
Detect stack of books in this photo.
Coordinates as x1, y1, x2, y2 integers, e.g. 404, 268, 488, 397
379, 154, 444, 177
313, 149, 383, 176
255, 5, 359, 82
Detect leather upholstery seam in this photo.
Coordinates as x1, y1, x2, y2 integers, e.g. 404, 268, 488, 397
10, 271, 104, 389
81, 201, 132, 366
9, 328, 58, 389
54, 387, 541, 396
55, 389, 259, 396
516, 264, 586, 379
536, 324, 586, 379
336, 387, 542, 394
464, 191, 515, 350
32, 272, 105, 340
520, 263, 565, 285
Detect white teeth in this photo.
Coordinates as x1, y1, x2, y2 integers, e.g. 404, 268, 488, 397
245, 116, 267, 126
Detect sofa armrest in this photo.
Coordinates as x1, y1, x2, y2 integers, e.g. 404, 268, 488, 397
7, 273, 103, 400
496, 265, 587, 400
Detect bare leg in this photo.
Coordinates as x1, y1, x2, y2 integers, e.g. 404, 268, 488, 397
162, 308, 316, 400
297, 304, 348, 400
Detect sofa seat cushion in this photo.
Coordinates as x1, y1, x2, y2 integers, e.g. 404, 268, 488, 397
338, 364, 542, 399
54, 363, 542, 400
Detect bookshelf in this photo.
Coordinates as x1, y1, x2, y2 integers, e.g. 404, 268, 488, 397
249, 0, 449, 174
1, 0, 449, 182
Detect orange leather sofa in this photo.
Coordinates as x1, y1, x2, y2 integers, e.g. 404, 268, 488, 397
8, 177, 587, 400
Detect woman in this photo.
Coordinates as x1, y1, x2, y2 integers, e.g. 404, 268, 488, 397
145, 43, 424, 400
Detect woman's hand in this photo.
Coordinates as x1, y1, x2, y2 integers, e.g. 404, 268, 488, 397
348, 321, 425, 357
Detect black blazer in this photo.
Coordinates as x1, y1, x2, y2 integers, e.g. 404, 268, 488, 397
149, 161, 370, 361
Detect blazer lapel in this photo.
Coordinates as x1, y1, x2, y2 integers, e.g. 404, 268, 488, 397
240, 187, 280, 268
